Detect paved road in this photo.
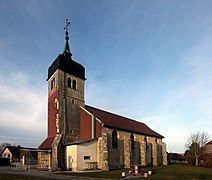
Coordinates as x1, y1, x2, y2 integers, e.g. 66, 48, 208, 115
0, 166, 111, 180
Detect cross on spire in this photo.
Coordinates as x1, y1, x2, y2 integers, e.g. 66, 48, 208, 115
64, 19, 70, 32
63, 18, 72, 59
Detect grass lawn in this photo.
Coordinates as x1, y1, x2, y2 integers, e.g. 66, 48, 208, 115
144, 164, 212, 180
0, 173, 50, 180
58, 164, 212, 180
0, 164, 212, 180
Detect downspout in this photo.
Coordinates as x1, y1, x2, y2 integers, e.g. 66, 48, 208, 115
92, 114, 96, 139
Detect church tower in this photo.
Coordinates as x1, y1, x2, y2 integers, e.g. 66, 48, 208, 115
47, 20, 85, 169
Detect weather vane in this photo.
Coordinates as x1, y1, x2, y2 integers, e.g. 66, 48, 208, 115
64, 19, 70, 32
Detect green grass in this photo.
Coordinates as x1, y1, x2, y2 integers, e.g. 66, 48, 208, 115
0, 173, 50, 180
58, 169, 126, 179
0, 164, 212, 180
57, 164, 212, 180
144, 164, 212, 180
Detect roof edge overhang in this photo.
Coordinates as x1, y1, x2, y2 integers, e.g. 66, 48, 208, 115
103, 125, 164, 139
64, 138, 98, 146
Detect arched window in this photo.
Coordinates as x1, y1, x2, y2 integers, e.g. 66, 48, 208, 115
50, 78, 55, 90
67, 77, 71, 88
54, 98, 59, 110
144, 136, 148, 150
72, 99, 75, 104
130, 133, 134, 150
72, 79, 77, 90
112, 130, 118, 149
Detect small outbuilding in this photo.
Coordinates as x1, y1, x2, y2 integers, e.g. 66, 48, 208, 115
65, 139, 98, 171
1, 146, 38, 165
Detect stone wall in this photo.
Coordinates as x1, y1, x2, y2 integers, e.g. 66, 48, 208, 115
140, 140, 146, 166
162, 142, 168, 165
124, 138, 130, 168
204, 144, 212, 154
98, 127, 167, 170
48, 69, 85, 144
57, 70, 85, 143
51, 134, 62, 170
37, 151, 51, 170
97, 131, 109, 171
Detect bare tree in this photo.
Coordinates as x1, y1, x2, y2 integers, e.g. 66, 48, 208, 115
185, 132, 210, 167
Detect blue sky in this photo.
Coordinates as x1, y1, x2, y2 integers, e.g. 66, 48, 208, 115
0, 0, 211, 153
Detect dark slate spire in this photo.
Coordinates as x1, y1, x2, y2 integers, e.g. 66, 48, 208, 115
63, 19, 72, 59
47, 19, 86, 81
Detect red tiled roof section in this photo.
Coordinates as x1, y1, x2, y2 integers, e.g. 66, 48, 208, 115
207, 140, 212, 145
38, 136, 55, 150
85, 105, 164, 138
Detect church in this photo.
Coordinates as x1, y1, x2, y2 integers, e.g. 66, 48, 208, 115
38, 21, 167, 171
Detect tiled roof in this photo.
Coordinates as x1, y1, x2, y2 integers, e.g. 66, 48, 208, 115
1, 146, 36, 158
38, 136, 55, 150
6, 146, 21, 159
85, 105, 164, 138
207, 140, 212, 145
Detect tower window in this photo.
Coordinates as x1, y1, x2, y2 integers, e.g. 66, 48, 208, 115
67, 77, 71, 88
50, 78, 55, 90
112, 130, 118, 149
72, 79, 77, 90
144, 136, 149, 151
54, 98, 59, 110
130, 133, 135, 150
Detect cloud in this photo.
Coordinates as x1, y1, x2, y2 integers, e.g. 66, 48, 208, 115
0, 71, 47, 147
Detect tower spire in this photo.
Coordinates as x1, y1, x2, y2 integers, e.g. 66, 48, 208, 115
63, 19, 72, 59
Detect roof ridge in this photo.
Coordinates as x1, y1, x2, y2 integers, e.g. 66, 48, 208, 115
85, 104, 144, 124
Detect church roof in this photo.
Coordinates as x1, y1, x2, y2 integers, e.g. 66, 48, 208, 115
1, 146, 37, 158
47, 54, 85, 80
207, 140, 212, 145
85, 105, 164, 138
1, 146, 21, 159
38, 136, 55, 150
